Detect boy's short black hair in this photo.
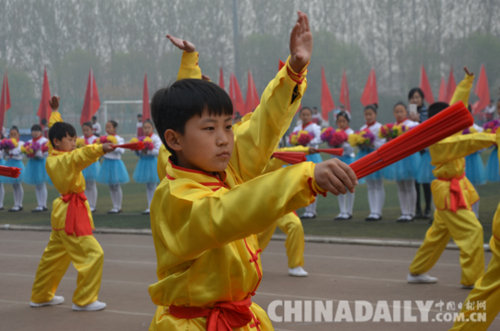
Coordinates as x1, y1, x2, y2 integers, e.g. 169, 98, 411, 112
49, 122, 77, 146
137, 114, 143, 118
31, 124, 42, 132
151, 79, 233, 157
428, 102, 449, 119
92, 116, 97, 120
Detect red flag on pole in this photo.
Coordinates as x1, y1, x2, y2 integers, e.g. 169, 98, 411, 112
438, 77, 447, 102
244, 71, 260, 115
142, 74, 151, 121
445, 65, 456, 104
419, 65, 435, 104
218, 67, 225, 90
37, 67, 52, 126
339, 69, 351, 113
80, 69, 101, 125
229, 73, 245, 117
278, 59, 286, 71
320, 66, 335, 121
360, 68, 378, 106
472, 64, 490, 115
0, 71, 11, 131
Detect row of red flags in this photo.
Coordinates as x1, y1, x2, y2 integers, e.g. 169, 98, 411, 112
0, 63, 491, 130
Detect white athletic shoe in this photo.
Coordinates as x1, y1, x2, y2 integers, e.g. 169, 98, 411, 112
484, 244, 491, 252
407, 273, 438, 284
142, 209, 150, 215
30, 296, 65, 307
289, 267, 309, 277
72, 300, 106, 311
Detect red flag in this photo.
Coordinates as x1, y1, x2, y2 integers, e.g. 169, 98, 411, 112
278, 59, 286, 71
320, 66, 335, 120
360, 68, 378, 106
80, 69, 101, 125
339, 69, 351, 113
438, 77, 447, 102
0, 71, 11, 130
142, 74, 151, 121
445, 65, 456, 104
472, 64, 490, 115
244, 71, 260, 115
37, 67, 52, 126
218, 67, 225, 90
419, 65, 435, 104
229, 73, 245, 116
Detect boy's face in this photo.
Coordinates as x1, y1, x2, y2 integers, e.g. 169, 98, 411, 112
138, 116, 143, 123
54, 134, 76, 152
32, 130, 42, 139
166, 109, 234, 173
300, 109, 312, 124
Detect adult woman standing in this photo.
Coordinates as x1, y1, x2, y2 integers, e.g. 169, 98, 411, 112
408, 88, 433, 219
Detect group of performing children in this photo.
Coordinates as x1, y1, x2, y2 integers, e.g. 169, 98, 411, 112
0, 104, 162, 215
3, 11, 497, 331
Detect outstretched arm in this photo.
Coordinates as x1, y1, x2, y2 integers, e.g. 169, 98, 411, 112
450, 67, 474, 106
167, 35, 202, 80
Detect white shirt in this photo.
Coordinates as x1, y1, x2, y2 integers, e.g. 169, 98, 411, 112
27, 137, 49, 158
473, 123, 484, 133
92, 123, 102, 135
103, 135, 125, 160
360, 121, 385, 149
483, 105, 496, 114
8, 140, 24, 161
80, 135, 98, 144
292, 122, 322, 148
342, 127, 355, 158
396, 118, 419, 129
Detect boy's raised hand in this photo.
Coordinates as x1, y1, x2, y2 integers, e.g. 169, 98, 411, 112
48, 96, 60, 111
101, 143, 116, 154
314, 158, 358, 195
166, 35, 196, 53
289, 11, 313, 73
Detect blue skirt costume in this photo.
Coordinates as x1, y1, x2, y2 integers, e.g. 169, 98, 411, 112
306, 153, 323, 164
82, 161, 101, 182
133, 155, 160, 184
0, 158, 6, 183
23, 158, 51, 185
355, 148, 383, 184
417, 150, 435, 184
332, 154, 355, 165
97, 158, 130, 185
465, 152, 486, 186
486, 147, 500, 182
4, 159, 25, 184
393, 153, 420, 181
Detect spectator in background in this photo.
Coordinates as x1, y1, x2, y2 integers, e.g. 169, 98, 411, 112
311, 106, 328, 127
136, 114, 143, 137
480, 99, 496, 124
92, 116, 101, 137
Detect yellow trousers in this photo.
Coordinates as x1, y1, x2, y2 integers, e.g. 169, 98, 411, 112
257, 213, 305, 269
449, 203, 500, 331
31, 230, 104, 306
409, 208, 484, 286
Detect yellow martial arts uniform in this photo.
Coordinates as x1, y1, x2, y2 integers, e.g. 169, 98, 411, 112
257, 146, 310, 269
148, 58, 322, 331
31, 142, 105, 306
449, 195, 500, 331
409, 73, 496, 286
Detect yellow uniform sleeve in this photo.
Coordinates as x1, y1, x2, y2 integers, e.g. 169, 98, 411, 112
230, 56, 307, 182
176, 51, 201, 80
430, 133, 495, 165
157, 145, 171, 179
450, 74, 474, 106
152, 162, 319, 261
48, 111, 63, 128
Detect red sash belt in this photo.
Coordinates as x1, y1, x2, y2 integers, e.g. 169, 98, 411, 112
437, 173, 467, 213
169, 297, 253, 331
61, 192, 93, 236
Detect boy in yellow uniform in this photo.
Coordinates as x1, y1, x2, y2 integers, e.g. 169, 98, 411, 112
408, 68, 497, 287
148, 12, 358, 331
30, 107, 115, 311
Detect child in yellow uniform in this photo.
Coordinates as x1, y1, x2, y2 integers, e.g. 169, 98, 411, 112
148, 12, 358, 331
30, 106, 115, 311
408, 68, 496, 287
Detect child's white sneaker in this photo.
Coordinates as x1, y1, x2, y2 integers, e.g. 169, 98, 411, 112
289, 267, 308, 277
72, 300, 106, 311
30, 296, 64, 307
407, 273, 438, 284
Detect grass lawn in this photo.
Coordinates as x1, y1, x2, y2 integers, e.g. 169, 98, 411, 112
1, 147, 498, 242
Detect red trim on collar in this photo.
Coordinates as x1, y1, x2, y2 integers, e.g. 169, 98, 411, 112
396, 118, 408, 125
302, 122, 311, 130
167, 158, 228, 184
365, 122, 376, 127
32, 136, 43, 142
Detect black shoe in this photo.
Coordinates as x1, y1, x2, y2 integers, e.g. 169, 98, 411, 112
423, 210, 432, 219
0, 207, 3, 211
346, 214, 353, 220
415, 210, 423, 219
396, 215, 407, 222
9, 206, 23, 212
107, 209, 122, 214
334, 214, 348, 221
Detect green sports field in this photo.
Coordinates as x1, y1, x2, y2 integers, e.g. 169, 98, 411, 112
1, 148, 498, 242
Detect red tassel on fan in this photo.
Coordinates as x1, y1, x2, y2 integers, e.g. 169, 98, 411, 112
0, 166, 21, 178
111, 142, 145, 151
350, 101, 473, 180
272, 152, 307, 165
316, 148, 343, 156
